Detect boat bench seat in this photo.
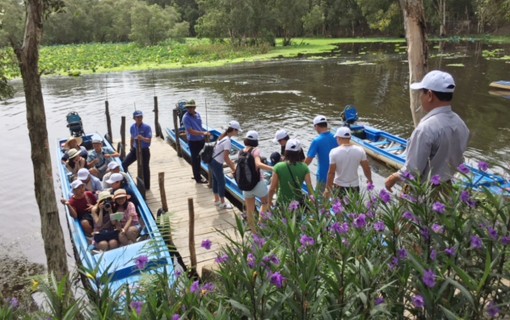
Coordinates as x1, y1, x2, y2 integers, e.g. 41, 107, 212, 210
385, 146, 405, 153
368, 140, 390, 147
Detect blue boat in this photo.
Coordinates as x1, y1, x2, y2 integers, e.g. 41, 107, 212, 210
489, 80, 510, 91
341, 106, 510, 194
57, 114, 175, 295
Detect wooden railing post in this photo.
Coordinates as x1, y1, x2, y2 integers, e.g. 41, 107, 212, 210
172, 108, 182, 157
188, 198, 197, 277
120, 116, 126, 160
154, 96, 163, 138
105, 101, 113, 144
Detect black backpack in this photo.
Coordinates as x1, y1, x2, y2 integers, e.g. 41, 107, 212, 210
235, 148, 260, 191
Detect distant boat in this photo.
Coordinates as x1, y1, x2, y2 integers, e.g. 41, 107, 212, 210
489, 90, 510, 100
489, 80, 510, 90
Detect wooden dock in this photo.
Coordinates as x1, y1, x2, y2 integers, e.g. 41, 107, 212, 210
142, 136, 242, 276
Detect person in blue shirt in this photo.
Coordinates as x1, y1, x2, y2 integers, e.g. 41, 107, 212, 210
304, 115, 338, 191
182, 99, 210, 184
122, 110, 152, 190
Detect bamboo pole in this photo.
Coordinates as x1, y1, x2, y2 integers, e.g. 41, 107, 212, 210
158, 172, 168, 212
188, 197, 197, 276
136, 139, 145, 197
105, 101, 113, 144
154, 96, 163, 138
172, 108, 182, 157
120, 116, 126, 160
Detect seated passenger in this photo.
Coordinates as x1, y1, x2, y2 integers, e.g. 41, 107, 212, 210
77, 168, 103, 194
91, 191, 119, 251
87, 138, 119, 179
102, 162, 130, 189
60, 180, 96, 236
61, 136, 87, 161
65, 149, 86, 179
111, 189, 140, 245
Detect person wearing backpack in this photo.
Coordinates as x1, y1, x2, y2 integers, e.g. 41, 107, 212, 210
211, 120, 241, 209
236, 130, 274, 233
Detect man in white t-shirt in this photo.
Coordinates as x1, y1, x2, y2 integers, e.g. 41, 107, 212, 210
324, 127, 372, 197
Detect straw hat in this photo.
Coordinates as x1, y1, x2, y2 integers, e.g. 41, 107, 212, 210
97, 191, 113, 203
67, 149, 80, 160
64, 136, 83, 149
113, 188, 131, 200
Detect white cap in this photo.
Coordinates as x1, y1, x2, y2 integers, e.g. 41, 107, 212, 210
410, 70, 455, 93
106, 173, 124, 184
77, 168, 90, 181
273, 129, 288, 143
245, 130, 259, 141
92, 138, 102, 144
107, 162, 120, 171
334, 127, 351, 138
71, 179, 84, 190
285, 138, 302, 152
313, 115, 328, 126
228, 120, 243, 132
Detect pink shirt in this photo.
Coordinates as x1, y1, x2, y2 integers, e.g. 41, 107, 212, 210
119, 201, 139, 226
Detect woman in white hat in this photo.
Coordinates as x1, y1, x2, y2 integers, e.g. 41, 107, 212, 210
65, 148, 86, 179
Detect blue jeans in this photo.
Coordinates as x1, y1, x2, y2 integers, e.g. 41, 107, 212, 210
210, 159, 226, 198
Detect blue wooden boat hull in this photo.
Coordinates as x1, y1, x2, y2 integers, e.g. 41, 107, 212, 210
348, 124, 510, 194
57, 133, 175, 295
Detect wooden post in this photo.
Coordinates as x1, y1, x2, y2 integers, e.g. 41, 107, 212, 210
158, 172, 168, 212
154, 96, 163, 138
136, 139, 145, 197
188, 197, 197, 276
172, 108, 182, 157
105, 100, 113, 144
120, 116, 126, 160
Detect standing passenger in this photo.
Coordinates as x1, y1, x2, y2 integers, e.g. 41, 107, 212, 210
304, 115, 338, 191
122, 110, 152, 190
273, 129, 290, 160
210, 121, 241, 209
182, 99, 210, 184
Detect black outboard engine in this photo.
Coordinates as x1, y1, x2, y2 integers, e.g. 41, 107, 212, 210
176, 100, 188, 126
340, 104, 359, 125
66, 111, 84, 137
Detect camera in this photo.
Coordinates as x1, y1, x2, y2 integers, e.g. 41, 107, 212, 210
103, 199, 114, 211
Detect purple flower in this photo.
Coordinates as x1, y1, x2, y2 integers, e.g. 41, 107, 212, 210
300, 235, 315, 247
259, 210, 272, 221
400, 193, 417, 203
172, 314, 181, 320
460, 190, 470, 203
289, 200, 300, 211
175, 270, 182, 277
432, 201, 446, 214
445, 247, 457, 257
374, 221, 386, 232
367, 182, 375, 191
375, 297, 385, 305
430, 249, 437, 261
412, 295, 425, 308
478, 161, 489, 172
379, 189, 391, 203
402, 171, 415, 181
215, 254, 229, 264
130, 301, 143, 315
7, 297, 19, 310
487, 301, 501, 318
403, 211, 417, 222
190, 280, 200, 294
389, 257, 399, 270
332, 199, 344, 215
431, 224, 444, 234
270, 272, 286, 288
201, 239, 212, 250
457, 163, 470, 175
431, 175, 441, 186
423, 269, 436, 288
354, 214, 367, 229
471, 235, 483, 249
262, 254, 280, 267
247, 253, 256, 268
502, 236, 510, 245
398, 249, 408, 261
335, 222, 349, 234
135, 255, 149, 270
487, 227, 498, 240
253, 234, 266, 248
202, 282, 215, 294
421, 227, 430, 240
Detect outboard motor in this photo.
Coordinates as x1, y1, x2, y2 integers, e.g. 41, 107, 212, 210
340, 104, 359, 125
66, 111, 84, 137
175, 100, 188, 126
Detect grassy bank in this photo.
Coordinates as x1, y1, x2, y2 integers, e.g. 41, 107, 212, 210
2, 36, 509, 78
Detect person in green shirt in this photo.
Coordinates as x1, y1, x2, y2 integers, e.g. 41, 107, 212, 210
268, 139, 313, 207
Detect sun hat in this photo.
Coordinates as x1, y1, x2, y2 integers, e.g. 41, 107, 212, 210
71, 179, 84, 190
77, 168, 90, 181
185, 99, 196, 108
410, 70, 455, 93
273, 129, 289, 143
106, 173, 124, 184
64, 136, 83, 149
107, 162, 120, 171
97, 191, 113, 203
67, 149, 80, 159
334, 127, 352, 139
228, 120, 243, 132
313, 115, 328, 126
133, 110, 143, 118
113, 188, 131, 200
245, 130, 259, 141
285, 138, 302, 152
92, 138, 102, 144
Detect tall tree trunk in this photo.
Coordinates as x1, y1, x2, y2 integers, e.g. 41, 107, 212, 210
13, 0, 68, 280
399, 0, 428, 127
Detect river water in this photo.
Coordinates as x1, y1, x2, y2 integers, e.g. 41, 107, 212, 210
1, 42, 509, 276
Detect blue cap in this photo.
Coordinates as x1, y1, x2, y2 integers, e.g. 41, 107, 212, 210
133, 110, 143, 118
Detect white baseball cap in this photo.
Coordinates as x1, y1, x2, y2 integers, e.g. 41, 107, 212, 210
313, 115, 328, 126
107, 162, 120, 171
71, 179, 84, 190
77, 168, 90, 181
245, 130, 259, 141
334, 127, 352, 138
410, 70, 456, 93
285, 138, 302, 152
273, 129, 289, 143
106, 173, 124, 184
228, 120, 243, 132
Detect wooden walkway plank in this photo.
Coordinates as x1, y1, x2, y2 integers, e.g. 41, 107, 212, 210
141, 137, 242, 275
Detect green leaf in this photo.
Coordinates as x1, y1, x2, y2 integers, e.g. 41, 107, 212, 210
444, 277, 475, 306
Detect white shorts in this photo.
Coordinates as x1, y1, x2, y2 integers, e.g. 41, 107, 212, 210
243, 180, 268, 199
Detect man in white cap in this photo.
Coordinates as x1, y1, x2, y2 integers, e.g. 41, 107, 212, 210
122, 110, 152, 190
305, 115, 338, 191
60, 179, 96, 236
102, 162, 130, 188
273, 129, 290, 158
182, 99, 210, 184
385, 70, 470, 192
324, 127, 372, 197
77, 168, 103, 193
87, 138, 119, 179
